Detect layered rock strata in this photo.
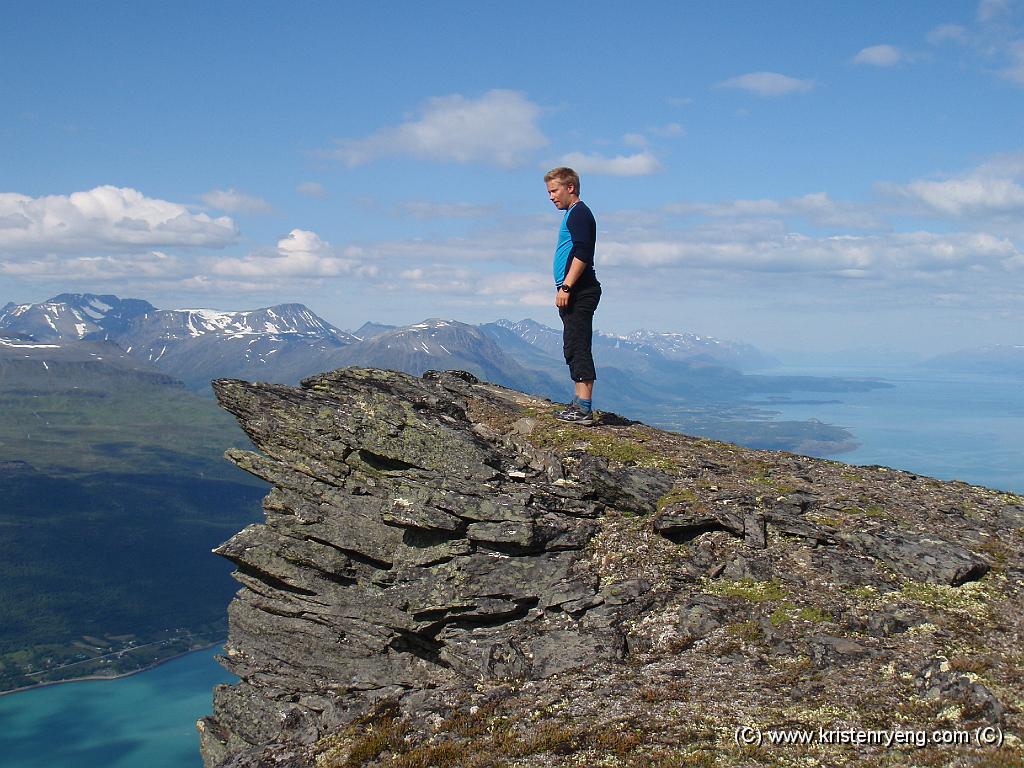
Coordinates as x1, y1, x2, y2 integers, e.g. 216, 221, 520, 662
200, 368, 1023, 768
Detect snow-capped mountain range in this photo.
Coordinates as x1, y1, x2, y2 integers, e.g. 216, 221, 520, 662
614, 329, 771, 366
0, 294, 155, 341
490, 318, 777, 371
1, 293, 775, 401
0, 294, 361, 390
0, 295, 354, 346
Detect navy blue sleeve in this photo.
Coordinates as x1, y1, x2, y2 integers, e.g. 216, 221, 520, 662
567, 204, 596, 265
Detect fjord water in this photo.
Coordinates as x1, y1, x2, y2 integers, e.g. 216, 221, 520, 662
3, 365, 1022, 768
751, 365, 1024, 494
0, 646, 232, 768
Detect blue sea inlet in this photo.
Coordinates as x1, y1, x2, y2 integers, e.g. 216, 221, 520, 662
751, 366, 1024, 494
0, 646, 232, 768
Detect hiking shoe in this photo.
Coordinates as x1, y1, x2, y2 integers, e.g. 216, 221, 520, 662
555, 405, 595, 425
553, 395, 579, 414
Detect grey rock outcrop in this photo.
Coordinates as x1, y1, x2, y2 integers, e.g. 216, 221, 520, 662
199, 368, 1023, 768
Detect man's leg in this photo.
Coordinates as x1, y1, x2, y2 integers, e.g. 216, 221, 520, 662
570, 288, 599, 394
559, 304, 579, 407
558, 288, 599, 422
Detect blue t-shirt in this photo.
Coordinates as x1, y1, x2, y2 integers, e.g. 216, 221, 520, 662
553, 201, 599, 289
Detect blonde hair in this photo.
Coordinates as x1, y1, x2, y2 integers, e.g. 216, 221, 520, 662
544, 167, 580, 194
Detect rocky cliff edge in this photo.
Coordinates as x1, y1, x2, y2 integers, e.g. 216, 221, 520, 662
199, 368, 1024, 767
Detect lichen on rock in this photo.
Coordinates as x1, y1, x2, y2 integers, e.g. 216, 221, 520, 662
199, 368, 1024, 767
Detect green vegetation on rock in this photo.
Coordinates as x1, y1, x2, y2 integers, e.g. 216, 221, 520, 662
526, 413, 678, 470
705, 577, 788, 603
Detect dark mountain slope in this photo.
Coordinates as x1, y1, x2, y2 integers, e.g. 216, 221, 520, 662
0, 338, 264, 690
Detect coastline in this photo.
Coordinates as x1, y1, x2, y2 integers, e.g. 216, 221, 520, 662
0, 641, 224, 698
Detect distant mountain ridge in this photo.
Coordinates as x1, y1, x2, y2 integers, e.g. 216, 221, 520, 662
350, 321, 398, 340
1, 294, 361, 391
1, 293, 354, 344
329, 318, 561, 397
128, 303, 354, 342
490, 319, 778, 371
0, 293, 155, 341
2, 293, 777, 401
4, 294, 559, 396
612, 328, 776, 369
103, 303, 362, 390
2, 292, 883, 454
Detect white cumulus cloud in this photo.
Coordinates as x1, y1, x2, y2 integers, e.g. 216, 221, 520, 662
209, 228, 375, 278
853, 44, 904, 66
0, 250, 182, 279
600, 228, 1021, 277
664, 192, 883, 230
479, 272, 552, 306
0, 186, 237, 253
556, 151, 662, 176
393, 265, 549, 306
882, 156, 1024, 218
890, 177, 1024, 217
323, 90, 548, 168
201, 188, 273, 214
715, 71, 815, 97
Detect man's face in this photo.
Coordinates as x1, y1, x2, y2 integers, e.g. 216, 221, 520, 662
547, 180, 576, 210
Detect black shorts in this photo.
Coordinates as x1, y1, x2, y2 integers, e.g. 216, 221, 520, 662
558, 285, 601, 382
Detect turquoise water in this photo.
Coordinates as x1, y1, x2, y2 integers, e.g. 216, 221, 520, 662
0, 646, 233, 768
752, 366, 1024, 494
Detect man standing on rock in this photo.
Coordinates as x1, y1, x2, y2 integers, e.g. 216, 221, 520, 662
545, 166, 602, 425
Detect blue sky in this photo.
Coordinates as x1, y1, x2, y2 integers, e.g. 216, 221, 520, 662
2, 0, 1023, 356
